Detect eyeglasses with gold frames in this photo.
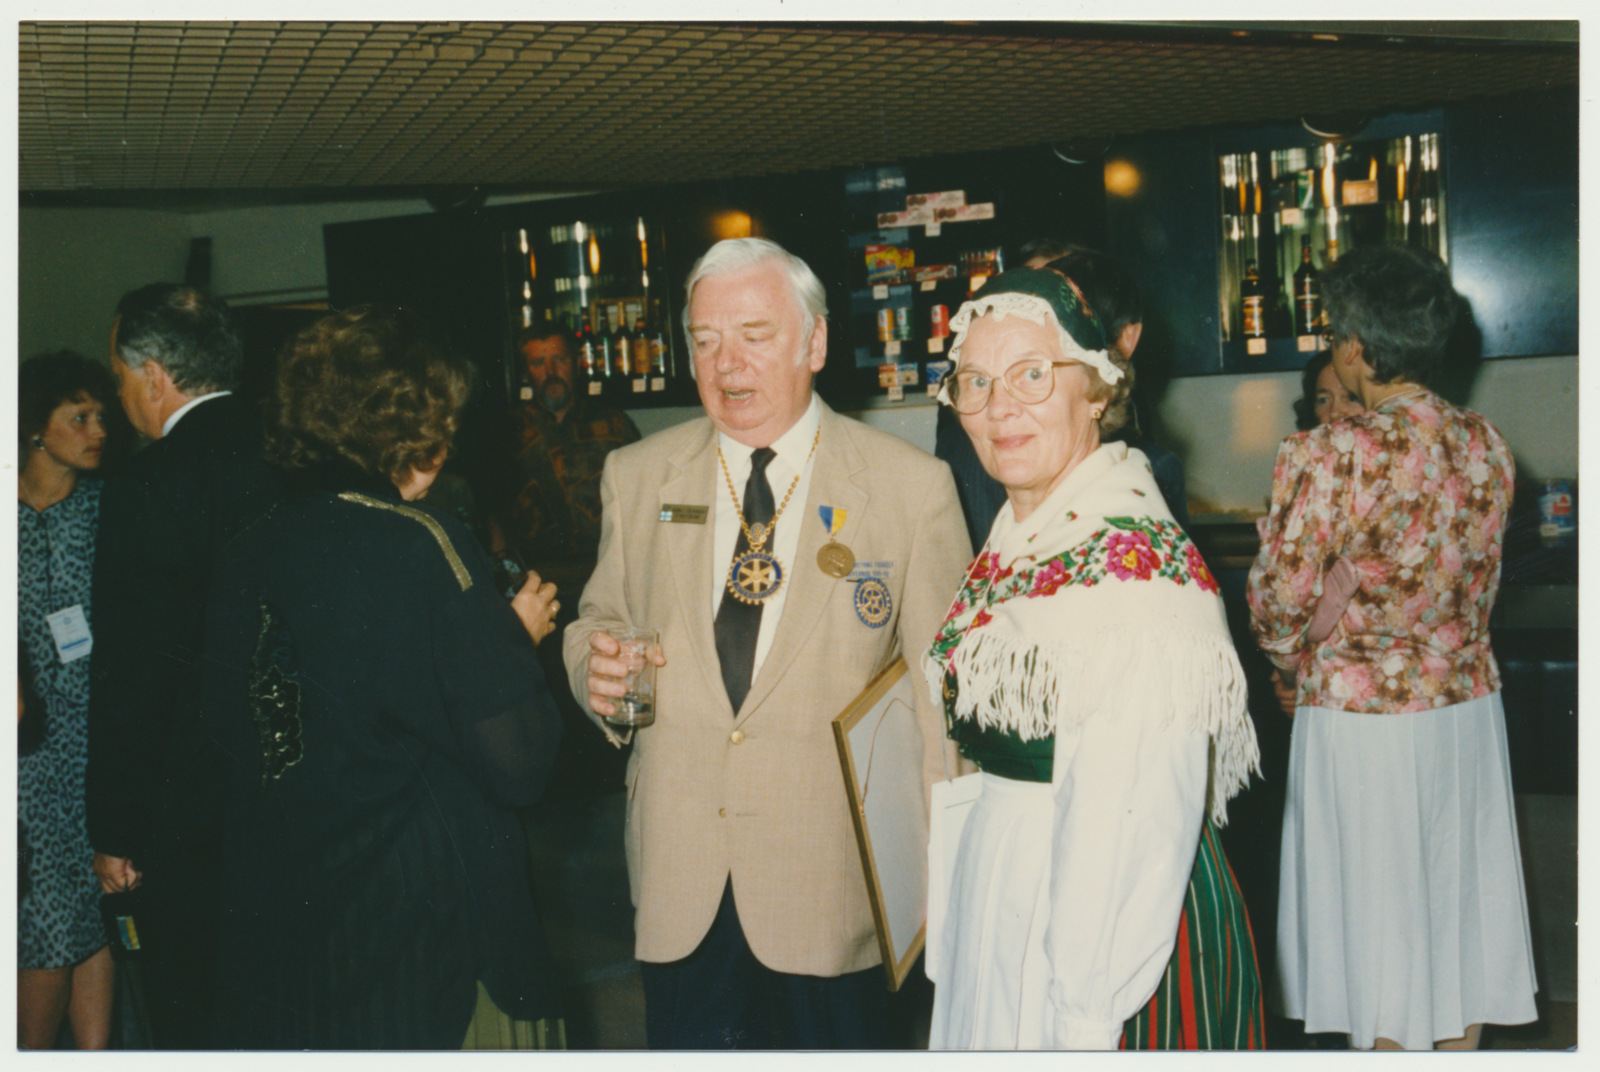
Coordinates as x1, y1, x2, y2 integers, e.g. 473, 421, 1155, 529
941, 358, 1079, 414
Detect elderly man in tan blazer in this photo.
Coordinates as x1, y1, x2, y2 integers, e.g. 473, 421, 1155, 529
564, 237, 969, 1049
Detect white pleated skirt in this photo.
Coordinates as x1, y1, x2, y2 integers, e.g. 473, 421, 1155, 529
928, 773, 1055, 1050
1275, 693, 1539, 1050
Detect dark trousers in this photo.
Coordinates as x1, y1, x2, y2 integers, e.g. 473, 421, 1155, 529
134, 837, 221, 1050
640, 880, 890, 1050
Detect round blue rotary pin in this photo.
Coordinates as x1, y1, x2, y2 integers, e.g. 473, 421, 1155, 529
853, 577, 892, 627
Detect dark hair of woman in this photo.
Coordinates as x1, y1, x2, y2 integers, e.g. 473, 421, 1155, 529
18, 351, 116, 448
1320, 244, 1458, 388
1294, 351, 1335, 432
268, 305, 470, 486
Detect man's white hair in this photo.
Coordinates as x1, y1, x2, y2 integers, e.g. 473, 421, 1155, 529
682, 238, 828, 372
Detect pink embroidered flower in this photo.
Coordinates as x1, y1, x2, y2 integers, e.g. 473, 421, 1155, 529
969, 552, 1002, 581
1105, 530, 1160, 581
1028, 557, 1072, 597
1183, 543, 1219, 593
970, 608, 993, 631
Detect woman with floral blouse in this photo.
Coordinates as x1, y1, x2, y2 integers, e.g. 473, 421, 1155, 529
1248, 244, 1537, 1050
924, 267, 1263, 1050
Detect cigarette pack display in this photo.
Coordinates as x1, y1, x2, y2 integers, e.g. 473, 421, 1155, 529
876, 206, 935, 229
908, 264, 958, 283
905, 189, 966, 209
932, 202, 996, 223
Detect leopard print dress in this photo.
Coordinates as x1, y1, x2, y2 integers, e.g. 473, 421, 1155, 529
17, 479, 106, 969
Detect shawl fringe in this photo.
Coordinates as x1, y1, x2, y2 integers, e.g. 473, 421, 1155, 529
934, 621, 1261, 826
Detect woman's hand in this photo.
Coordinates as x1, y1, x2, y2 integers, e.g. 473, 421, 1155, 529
1270, 669, 1298, 719
1306, 556, 1361, 645
93, 852, 141, 894
510, 569, 559, 646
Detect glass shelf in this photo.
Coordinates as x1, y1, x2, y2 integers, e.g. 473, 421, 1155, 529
1217, 131, 1447, 353
502, 214, 694, 407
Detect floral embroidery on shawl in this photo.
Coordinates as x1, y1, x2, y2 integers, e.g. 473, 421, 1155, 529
931, 519, 1222, 672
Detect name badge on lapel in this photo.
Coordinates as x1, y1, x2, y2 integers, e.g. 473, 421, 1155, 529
659, 504, 710, 524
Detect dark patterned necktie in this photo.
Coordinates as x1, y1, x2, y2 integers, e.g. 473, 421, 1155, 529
714, 447, 776, 714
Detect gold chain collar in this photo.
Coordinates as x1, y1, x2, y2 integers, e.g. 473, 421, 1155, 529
715, 425, 820, 555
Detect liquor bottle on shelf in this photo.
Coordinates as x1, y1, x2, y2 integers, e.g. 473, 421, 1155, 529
650, 299, 671, 377
596, 306, 616, 380
577, 312, 602, 392
610, 304, 631, 377
1241, 259, 1266, 339
1293, 235, 1322, 336
631, 316, 652, 385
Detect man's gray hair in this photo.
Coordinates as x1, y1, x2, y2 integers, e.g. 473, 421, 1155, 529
113, 283, 243, 396
682, 238, 828, 370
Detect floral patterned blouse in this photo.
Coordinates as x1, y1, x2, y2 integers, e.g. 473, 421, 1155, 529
1247, 387, 1514, 713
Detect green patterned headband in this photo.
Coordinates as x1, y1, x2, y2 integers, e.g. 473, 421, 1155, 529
947, 267, 1121, 385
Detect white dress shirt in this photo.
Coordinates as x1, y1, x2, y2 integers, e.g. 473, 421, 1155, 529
162, 390, 233, 437
709, 394, 823, 682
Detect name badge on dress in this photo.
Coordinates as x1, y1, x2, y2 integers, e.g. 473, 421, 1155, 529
47, 604, 92, 664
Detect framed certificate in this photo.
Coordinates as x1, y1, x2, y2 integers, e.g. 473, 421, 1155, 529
832, 657, 927, 991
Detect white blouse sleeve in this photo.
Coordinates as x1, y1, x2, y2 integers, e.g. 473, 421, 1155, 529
1043, 702, 1210, 1050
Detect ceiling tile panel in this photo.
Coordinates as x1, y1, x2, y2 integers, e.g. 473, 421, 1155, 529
17, 20, 1576, 201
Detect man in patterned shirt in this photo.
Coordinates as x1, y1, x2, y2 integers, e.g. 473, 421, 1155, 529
505, 325, 640, 573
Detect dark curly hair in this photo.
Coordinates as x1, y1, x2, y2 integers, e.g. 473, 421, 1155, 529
267, 305, 470, 486
18, 351, 117, 448
1321, 244, 1459, 387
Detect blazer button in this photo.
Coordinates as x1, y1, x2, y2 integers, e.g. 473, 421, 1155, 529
730, 729, 745, 744
719, 807, 727, 818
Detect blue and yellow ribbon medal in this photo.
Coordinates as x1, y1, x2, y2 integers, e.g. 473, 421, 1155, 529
816, 506, 855, 578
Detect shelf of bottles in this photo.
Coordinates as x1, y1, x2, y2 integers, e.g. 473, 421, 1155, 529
1218, 131, 1446, 368
504, 214, 691, 407
843, 166, 1006, 402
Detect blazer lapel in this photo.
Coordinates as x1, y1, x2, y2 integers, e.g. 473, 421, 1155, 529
740, 406, 869, 719
658, 422, 734, 720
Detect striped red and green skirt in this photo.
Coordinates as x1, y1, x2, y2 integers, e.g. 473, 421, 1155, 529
1121, 819, 1267, 1050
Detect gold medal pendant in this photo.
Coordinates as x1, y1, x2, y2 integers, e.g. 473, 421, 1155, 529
817, 540, 855, 578
728, 549, 783, 604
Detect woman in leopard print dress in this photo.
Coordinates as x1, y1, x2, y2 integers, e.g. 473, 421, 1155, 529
17, 352, 117, 1049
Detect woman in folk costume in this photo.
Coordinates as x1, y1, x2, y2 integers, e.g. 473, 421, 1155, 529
923, 267, 1265, 1050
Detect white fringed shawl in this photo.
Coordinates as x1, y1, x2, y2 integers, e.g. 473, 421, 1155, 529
924, 443, 1260, 825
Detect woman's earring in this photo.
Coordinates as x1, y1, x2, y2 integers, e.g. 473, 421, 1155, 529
1091, 407, 1105, 421
30, 436, 44, 448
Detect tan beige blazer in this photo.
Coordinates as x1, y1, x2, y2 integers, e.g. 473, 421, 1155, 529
563, 400, 970, 976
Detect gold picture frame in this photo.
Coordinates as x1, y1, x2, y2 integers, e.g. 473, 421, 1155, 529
832, 657, 927, 991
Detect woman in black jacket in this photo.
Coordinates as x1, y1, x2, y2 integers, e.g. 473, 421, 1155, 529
202, 305, 564, 1049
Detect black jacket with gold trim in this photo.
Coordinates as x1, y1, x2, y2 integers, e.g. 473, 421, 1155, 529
201, 461, 563, 1048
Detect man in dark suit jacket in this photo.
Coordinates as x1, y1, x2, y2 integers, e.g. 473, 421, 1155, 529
87, 283, 283, 1049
